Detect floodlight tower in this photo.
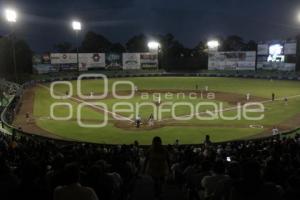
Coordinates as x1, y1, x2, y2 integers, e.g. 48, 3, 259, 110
148, 41, 161, 69
4, 8, 18, 82
148, 41, 160, 52
72, 20, 81, 71
207, 40, 220, 52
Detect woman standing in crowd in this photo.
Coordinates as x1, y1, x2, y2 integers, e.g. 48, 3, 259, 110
144, 136, 170, 199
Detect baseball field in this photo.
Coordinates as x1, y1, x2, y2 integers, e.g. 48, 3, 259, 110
13, 76, 300, 145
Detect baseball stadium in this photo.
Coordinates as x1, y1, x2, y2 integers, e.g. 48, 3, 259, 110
1, 1, 300, 200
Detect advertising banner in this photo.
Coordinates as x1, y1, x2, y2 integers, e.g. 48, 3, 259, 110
33, 64, 59, 74
122, 53, 141, 70
257, 44, 269, 55
50, 53, 77, 64
284, 43, 297, 55
208, 51, 256, 70
32, 53, 55, 74
257, 62, 295, 71
140, 53, 158, 69
105, 53, 122, 69
79, 53, 105, 71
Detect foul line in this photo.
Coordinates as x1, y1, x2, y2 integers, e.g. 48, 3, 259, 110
38, 84, 134, 122
160, 94, 300, 122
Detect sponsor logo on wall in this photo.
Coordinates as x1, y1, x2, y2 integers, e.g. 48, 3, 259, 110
106, 53, 122, 69
123, 53, 141, 70
140, 53, 158, 69
79, 53, 106, 71
208, 51, 256, 70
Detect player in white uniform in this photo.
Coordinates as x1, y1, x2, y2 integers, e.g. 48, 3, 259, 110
246, 93, 250, 101
158, 94, 161, 104
148, 113, 154, 126
135, 115, 141, 128
272, 127, 279, 136
205, 86, 209, 92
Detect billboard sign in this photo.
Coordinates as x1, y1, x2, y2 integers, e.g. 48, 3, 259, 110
257, 44, 269, 55
284, 43, 297, 55
140, 53, 158, 69
50, 53, 77, 65
208, 51, 256, 70
105, 53, 122, 69
33, 53, 51, 64
123, 53, 140, 70
256, 41, 297, 71
79, 53, 105, 71
50, 53, 77, 64
256, 62, 295, 71
33, 53, 56, 74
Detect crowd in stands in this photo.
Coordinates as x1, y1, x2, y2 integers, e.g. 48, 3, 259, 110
0, 79, 20, 96
0, 131, 300, 200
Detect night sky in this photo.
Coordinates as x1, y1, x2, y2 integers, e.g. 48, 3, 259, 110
1, 0, 300, 52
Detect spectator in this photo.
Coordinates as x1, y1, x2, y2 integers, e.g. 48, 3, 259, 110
202, 159, 230, 199
204, 135, 212, 147
144, 136, 170, 199
230, 160, 282, 200
53, 163, 98, 200
0, 159, 19, 200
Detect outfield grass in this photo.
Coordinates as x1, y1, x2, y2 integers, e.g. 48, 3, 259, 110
27, 77, 300, 145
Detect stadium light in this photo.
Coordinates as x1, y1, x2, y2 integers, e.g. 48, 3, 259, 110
71, 20, 81, 72
4, 8, 17, 23
207, 40, 220, 49
147, 41, 161, 69
72, 20, 81, 31
4, 7, 18, 82
148, 41, 160, 51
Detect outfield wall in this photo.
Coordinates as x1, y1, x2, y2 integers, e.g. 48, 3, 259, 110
33, 52, 158, 73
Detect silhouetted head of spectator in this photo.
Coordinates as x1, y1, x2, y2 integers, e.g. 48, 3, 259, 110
134, 140, 139, 147
152, 136, 162, 149
21, 160, 40, 181
87, 165, 103, 183
201, 160, 212, 172
227, 161, 240, 180
96, 160, 110, 173
213, 160, 225, 175
0, 158, 10, 174
287, 170, 300, 190
52, 153, 65, 170
204, 135, 212, 147
205, 135, 210, 142
241, 160, 261, 182
64, 163, 80, 185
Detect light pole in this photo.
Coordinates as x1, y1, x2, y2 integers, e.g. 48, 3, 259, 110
4, 8, 18, 82
207, 40, 220, 52
148, 41, 161, 69
72, 20, 81, 72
